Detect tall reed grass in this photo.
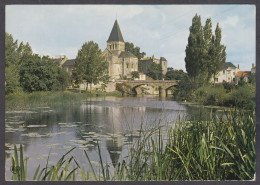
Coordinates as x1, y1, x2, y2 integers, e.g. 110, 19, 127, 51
9, 110, 255, 181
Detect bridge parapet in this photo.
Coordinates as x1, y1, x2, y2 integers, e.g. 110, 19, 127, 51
115, 80, 179, 97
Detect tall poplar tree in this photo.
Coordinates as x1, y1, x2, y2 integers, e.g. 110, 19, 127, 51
203, 18, 213, 82
209, 23, 226, 87
185, 14, 204, 84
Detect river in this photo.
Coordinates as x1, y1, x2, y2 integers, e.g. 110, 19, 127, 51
5, 96, 218, 180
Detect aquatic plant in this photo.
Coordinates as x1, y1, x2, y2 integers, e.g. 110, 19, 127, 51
9, 110, 255, 181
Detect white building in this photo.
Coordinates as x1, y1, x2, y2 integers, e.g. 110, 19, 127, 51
211, 62, 239, 83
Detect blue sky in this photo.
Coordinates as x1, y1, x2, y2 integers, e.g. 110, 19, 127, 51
6, 5, 255, 71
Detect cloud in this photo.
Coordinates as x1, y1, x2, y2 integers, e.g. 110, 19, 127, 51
220, 16, 239, 27
6, 5, 255, 71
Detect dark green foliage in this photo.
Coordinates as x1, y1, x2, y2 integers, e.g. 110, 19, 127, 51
19, 55, 70, 92
5, 33, 19, 67
72, 41, 109, 90
146, 63, 163, 80
209, 24, 226, 86
173, 75, 195, 100
222, 81, 235, 93
185, 14, 204, 81
248, 73, 256, 84
185, 15, 226, 86
194, 86, 227, 106
5, 65, 22, 94
125, 42, 146, 60
131, 71, 139, 80
194, 84, 255, 109
230, 85, 255, 110
237, 77, 246, 87
5, 32, 70, 94
165, 69, 188, 80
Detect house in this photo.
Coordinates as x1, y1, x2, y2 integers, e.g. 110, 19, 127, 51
236, 71, 251, 83
211, 62, 239, 83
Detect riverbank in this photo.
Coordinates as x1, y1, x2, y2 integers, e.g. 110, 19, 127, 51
173, 83, 255, 110
5, 90, 122, 111
8, 110, 255, 181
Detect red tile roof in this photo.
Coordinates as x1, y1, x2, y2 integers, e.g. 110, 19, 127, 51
236, 71, 251, 77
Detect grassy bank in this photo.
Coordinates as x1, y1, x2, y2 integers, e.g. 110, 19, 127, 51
9, 110, 255, 181
173, 82, 255, 110
5, 90, 122, 111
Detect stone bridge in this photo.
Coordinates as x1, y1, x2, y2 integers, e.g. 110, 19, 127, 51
116, 80, 178, 97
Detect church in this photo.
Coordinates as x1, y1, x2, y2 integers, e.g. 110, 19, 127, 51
101, 20, 138, 79
55, 20, 167, 81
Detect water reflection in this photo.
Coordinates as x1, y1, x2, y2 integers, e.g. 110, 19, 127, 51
5, 96, 216, 180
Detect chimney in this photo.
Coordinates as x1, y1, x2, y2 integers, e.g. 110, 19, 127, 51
252, 63, 255, 68
238, 64, 239, 69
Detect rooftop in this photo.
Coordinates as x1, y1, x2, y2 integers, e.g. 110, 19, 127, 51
119, 51, 137, 58
223, 62, 236, 70
236, 71, 251, 77
107, 20, 124, 42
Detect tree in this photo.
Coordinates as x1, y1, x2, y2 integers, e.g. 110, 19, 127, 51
125, 42, 146, 72
165, 69, 188, 80
147, 63, 163, 80
185, 14, 205, 84
19, 55, 69, 92
5, 33, 21, 94
203, 18, 213, 82
5, 65, 22, 94
125, 42, 146, 60
17, 42, 33, 63
72, 41, 109, 91
5, 33, 19, 67
131, 71, 139, 80
209, 23, 226, 87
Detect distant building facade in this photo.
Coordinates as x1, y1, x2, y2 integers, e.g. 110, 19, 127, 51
211, 62, 239, 83
139, 56, 168, 75
53, 55, 75, 75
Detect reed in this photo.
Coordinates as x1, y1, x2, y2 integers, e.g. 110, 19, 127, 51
9, 110, 255, 181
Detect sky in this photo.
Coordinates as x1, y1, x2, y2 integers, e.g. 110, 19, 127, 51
6, 5, 255, 71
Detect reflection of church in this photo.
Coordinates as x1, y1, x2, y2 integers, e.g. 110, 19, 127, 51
106, 137, 123, 167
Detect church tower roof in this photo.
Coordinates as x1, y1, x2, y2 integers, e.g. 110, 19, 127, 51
107, 20, 124, 42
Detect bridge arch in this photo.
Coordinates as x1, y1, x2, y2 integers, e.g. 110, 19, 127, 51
165, 84, 178, 96
131, 84, 156, 95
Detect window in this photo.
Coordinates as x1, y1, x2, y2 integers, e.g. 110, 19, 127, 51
233, 72, 235, 75
223, 70, 225, 74
127, 64, 129, 68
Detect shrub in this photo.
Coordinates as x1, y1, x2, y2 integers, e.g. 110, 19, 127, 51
194, 86, 227, 106
230, 85, 255, 109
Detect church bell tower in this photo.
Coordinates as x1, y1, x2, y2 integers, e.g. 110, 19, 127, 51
107, 20, 125, 55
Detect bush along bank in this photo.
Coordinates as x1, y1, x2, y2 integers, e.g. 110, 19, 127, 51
172, 79, 255, 110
